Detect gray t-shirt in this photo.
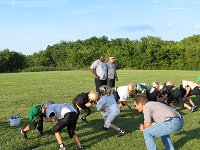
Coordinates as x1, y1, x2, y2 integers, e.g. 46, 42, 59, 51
90, 59, 108, 80
107, 62, 117, 79
143, 101, 181, 123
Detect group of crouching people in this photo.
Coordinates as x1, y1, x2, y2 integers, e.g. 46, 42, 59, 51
20, 79, 200, 150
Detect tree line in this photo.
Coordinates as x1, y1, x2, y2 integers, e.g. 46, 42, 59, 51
0, 35, 200, 73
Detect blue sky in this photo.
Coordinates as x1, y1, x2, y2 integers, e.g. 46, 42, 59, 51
0, 0, 200, 55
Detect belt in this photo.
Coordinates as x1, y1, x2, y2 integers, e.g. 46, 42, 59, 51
165, 116, 183, 121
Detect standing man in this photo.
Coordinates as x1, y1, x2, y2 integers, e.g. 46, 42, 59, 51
133, 94, 184, 150
89, 53, 108, 94
107, 56, 118, 88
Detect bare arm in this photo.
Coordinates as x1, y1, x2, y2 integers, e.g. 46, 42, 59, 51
88, 67, 99, 79
185, 86, 191, 97
139, 122, 153, 131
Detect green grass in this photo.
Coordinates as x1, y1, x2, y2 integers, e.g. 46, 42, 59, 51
0, 70, 200, 150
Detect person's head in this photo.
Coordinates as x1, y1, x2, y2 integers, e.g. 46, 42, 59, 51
166, 81, 174, 87
99, 53, 105, 62
109, 56, 115, 63
152, 81, 160, 88
88, 91, 100, 102
128, 82, 137, 94
99, 85, 112, 96
41, 100, 56, 113
133, 94, 148, 112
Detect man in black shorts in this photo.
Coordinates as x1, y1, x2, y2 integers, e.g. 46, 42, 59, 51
46, 103, 84, 150
73, 91, 99, 123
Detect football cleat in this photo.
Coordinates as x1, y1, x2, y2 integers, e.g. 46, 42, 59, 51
117, 129, 125, 137
80, 117, 88, 123
21, 129, 28, 139
75, 146, 84, 150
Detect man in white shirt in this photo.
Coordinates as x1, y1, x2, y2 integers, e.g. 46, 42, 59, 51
46, 103, 84, 150
89, 53, 108, 94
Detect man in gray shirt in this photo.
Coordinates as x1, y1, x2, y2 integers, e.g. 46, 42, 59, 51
89, 53, 108, 94
107, 56, 118, 88
133, 94, 184, 150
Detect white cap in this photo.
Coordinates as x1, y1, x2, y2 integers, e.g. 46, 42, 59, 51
109, 56, 115, 59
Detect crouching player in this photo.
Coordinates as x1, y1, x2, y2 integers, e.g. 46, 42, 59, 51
97, 85, 125, 136
181, 79, 200, 102
159, 83, 195, 112
21, 100, 55, 138
73, 91, 99, 123
134, 94, 184, 150
128, 82, 159, 101
46, 103, 84, 150
112, 84, 133, 110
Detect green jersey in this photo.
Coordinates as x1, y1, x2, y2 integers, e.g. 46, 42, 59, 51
136, 83, 153, 94
28, 104, 41, 122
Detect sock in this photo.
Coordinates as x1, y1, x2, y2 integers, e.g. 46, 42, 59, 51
117, 128, 120, 131
59, 144, 64, 148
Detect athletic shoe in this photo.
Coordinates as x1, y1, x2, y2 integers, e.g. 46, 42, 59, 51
117, 129, 125, 137
59, 147, 66, 150
75, 146, 84, 150
59, 144, 66, 150
190, 106, 195, 112
20, 129, 28, 139
80, 117, 88, 123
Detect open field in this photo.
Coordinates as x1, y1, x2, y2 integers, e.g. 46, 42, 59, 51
0, 70, 200, 150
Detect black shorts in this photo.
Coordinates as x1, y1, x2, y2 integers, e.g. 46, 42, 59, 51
28, 114, 44, 131
107, 79, 115, 88
189, 87, 200, 96
52, 112, 78, 138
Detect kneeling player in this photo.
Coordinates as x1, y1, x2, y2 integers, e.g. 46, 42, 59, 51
97, 85, 125, 136
21, 100, 55, 139
46, 103, 84, 150
72, 91, 99, 123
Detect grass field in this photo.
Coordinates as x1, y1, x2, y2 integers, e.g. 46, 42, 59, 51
0, 70, 200, 150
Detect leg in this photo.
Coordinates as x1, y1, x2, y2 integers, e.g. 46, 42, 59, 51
161, 135, 174, 150
143, 120, 182, 150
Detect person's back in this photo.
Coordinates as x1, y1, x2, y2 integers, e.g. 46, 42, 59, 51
46, 103, 77, 119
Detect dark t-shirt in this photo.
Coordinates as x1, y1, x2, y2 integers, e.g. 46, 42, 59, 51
73, 92, 90, 108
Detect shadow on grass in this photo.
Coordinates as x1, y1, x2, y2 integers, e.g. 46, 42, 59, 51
174, 127, 200, 149
73, 109, 143, 149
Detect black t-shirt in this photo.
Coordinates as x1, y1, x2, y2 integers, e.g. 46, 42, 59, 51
73, 92, 90, 108
161, 85, 182, 99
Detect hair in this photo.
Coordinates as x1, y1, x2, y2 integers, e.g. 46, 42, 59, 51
49, 112, 55, 118
133, 94, 149, 105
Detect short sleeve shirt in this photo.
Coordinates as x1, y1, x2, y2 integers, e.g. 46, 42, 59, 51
182, 80, 199, 90
107, 62, 117, 79
143, 101, 181, 123
117, 86, 130, 101
90, 60, 108, 80
73, 92, 90, 108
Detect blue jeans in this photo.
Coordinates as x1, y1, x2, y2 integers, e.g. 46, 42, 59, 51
143, 118, 184, 150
